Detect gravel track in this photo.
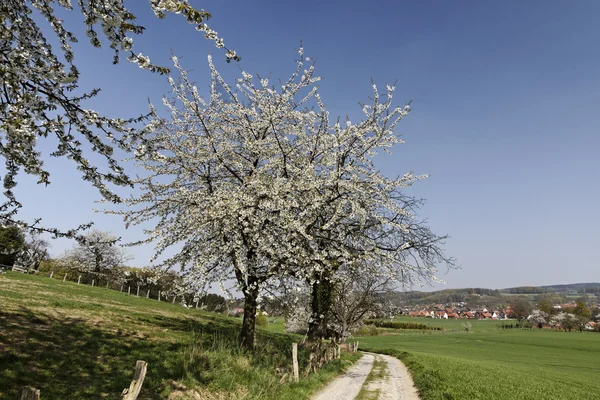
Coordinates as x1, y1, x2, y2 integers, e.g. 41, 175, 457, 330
374, 353, 420, 400
311, 352, 419, 400
311, 353, 375, 400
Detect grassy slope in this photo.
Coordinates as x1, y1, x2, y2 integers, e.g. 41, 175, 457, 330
0, 272, 359, 400
358, 323, 600, 400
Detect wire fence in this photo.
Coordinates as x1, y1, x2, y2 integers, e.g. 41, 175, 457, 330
5, 265, 200, 307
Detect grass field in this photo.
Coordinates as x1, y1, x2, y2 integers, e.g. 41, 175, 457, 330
358, 320, 600, 399
0, 272, 359, 399
387, 316, 506, 332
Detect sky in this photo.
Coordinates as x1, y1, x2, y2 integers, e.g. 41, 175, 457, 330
13, 0, 600, 291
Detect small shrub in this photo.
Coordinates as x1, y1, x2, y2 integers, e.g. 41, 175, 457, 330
356, 324, 379, 336
255, 313, 268, 327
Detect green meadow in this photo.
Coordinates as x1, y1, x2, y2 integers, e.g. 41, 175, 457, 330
0, 272, 359, 399
358, 320, 600, 399
384, 316, 506, 332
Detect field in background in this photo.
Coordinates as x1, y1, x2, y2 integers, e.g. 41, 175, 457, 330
0, 272, 359, 399
358, 320, 600, 399
391, 315, 505, 331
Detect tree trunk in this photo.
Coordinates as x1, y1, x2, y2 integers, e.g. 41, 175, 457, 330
307, 274, 334, 342
239, 279, 259, 350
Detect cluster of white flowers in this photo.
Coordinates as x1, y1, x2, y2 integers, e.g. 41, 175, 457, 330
152, 1, 238, 60
528, 309, 548, 326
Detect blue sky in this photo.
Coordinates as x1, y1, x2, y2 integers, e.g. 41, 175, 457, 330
15, 0, 600, 290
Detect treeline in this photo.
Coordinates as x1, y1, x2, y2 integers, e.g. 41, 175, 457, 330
386, 288, 503, 307
365, 319, 442, 331
502, 286, 548, 294
578, 286, 600, 294
504, 283, 600, 294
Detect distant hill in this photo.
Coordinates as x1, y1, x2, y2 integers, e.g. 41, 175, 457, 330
385, 283, 600, 308
500, 282, 600, 294
383, 287, 506, 308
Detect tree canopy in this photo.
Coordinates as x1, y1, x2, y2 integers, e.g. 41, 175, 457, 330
64, 229, 130, 275
110, 47, 453, 348
1, 1, 237, 238
510, 297, 533, 324
0, 225, 25, 266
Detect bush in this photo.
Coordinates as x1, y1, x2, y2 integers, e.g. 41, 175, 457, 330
256, 313, 268, 327
37, 259, 70, 279
356, 324, 379, 336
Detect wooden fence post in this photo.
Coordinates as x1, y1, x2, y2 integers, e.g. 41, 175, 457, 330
63, 273, 68, 282
18, 387, 40, 400
77, 275, 81, 285
92, 279, 95, 287
146, 290, 150, 299
120, 285, 124, 292
337, 345, 341, 359
356, 341, 359, 352
292, 343, 299, 383
121, 360, 147, 400
106, 281, 110, 289
195, 299, 199, 309
18, 386, 40, 400
49, 271, 54, 279
172, 296, 176, 304
128, 286, 131, 295
158, 291, 161, 302
136, 286, 140, 297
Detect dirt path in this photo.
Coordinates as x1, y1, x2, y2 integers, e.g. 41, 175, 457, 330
311, 352, 419, 400
368, 354, 420, 400
311, 353, 375, 400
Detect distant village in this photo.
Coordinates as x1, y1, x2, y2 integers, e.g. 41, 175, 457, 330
404, 303, 512, 320
401, 301, 600, 331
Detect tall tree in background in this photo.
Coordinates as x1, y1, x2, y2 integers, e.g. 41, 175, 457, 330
573, 298, 591, 319
17, 233, 50, 271
0, 225, 25, 266
112, 47, 453, 349
0, 1, 238, 237
536, 293, 560, 316
510, 297, 533, 326
65, 229, 130, 276
528, 309, 548, 328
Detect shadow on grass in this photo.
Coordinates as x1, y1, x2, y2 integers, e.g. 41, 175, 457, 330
0, 307, 305, 400
0, 307, 188, 399
150, 314, 304, 370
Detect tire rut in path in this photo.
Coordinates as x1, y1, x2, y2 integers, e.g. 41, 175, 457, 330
364, 353, 420, 400
311, 353, 375, 400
